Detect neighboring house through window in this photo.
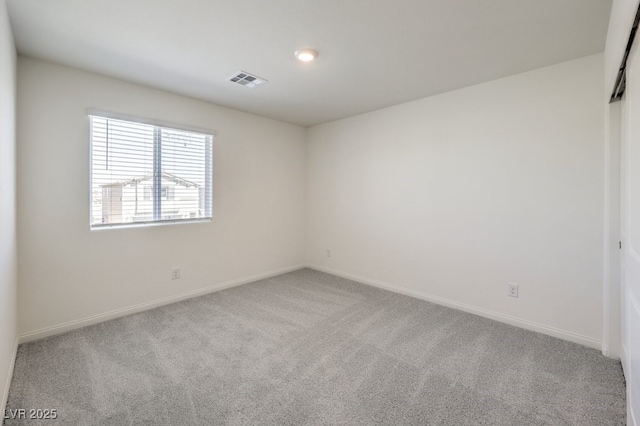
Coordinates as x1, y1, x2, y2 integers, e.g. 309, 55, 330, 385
90, 114, 213, 228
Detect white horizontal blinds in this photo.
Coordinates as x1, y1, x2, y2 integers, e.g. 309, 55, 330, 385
90, 115, 212, 228
91, 116, 155, 226
159, 127, 212, 221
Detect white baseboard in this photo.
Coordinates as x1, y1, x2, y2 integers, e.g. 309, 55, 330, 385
1, 338, 18, 418
307, 264, 602, 350
17, 263, 603, 351
18, 264, 305, 344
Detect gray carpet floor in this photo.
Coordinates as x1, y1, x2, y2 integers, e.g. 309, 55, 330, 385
4, 268, 626, 425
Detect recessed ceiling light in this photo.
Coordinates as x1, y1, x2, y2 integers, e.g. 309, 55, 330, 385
295, 49, 318, 62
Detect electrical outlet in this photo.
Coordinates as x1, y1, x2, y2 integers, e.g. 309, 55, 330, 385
507, 283, 519, 298
326, 249, 331, 258
171, 267, 181, 280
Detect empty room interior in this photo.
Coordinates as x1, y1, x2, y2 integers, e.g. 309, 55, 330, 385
1, 0, 640, 424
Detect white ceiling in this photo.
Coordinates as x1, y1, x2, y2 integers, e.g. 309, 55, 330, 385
7, 0, 612, 127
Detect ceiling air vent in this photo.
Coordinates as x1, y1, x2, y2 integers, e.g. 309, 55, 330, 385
228, 71, 267, 88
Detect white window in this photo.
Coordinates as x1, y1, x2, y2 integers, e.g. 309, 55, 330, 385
90, 114, 213, 228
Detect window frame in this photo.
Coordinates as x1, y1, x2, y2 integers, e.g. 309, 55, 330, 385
88, 110, 215, 230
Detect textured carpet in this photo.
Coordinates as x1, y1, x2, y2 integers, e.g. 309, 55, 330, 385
5, 268, 626, 425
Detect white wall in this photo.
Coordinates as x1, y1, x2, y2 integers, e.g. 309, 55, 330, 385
307, 54, 605, 348
17, 57, 307, 339
0, 0, 18, 414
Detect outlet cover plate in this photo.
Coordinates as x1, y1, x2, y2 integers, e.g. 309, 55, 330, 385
172, 268, 181, 280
